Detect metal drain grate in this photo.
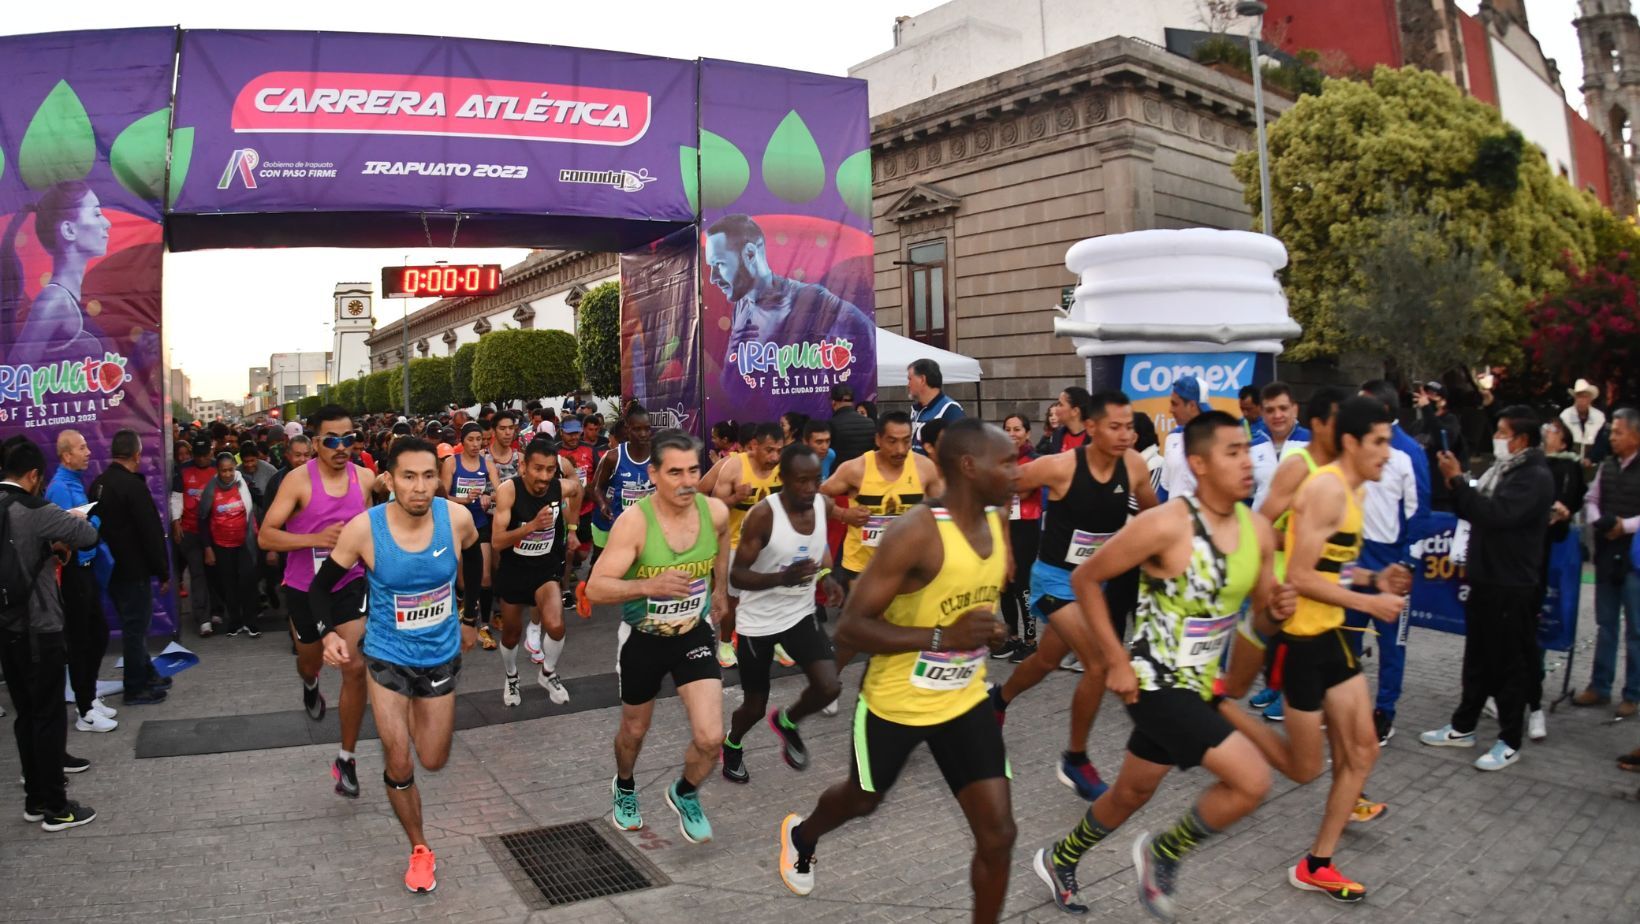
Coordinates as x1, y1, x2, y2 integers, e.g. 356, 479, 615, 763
483, 820, 669, 909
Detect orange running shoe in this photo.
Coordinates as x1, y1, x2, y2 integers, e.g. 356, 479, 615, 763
1289, 859, 1366, 902
1350, 797, 1387, 823
576, 580, 592, 619
405, 844, 437, 893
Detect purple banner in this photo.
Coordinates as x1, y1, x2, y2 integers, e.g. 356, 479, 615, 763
698, 60, 876, 428
171, 30, 697, 222
0, 28, 180, 635
621, 226, 701, 436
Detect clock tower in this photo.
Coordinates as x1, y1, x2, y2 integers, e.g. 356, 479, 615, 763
331, 282, 375, 388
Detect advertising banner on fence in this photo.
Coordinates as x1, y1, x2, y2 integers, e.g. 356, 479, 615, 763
1119, 352, 1258, 441
0, 28, 179, 635
170, 31, 697, 222
1407, 512, 1581, 652
698, 60, 876, 427
621, 226, 701, 436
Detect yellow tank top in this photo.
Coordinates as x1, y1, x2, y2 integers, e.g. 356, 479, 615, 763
1283, 463, 1364, 636
860, 505, 1005, 725
726, 453, 782, 549
842, 452, 925, 572
1271, 448, 1318, 582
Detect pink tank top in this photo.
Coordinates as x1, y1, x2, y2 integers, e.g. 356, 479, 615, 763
281, 461, 366, 591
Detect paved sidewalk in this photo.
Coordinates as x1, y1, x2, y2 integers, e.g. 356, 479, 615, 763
2, 587, 1638, 923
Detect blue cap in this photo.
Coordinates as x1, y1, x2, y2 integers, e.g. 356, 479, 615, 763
560, 418, 583, 433
1172, 374, 1213, 416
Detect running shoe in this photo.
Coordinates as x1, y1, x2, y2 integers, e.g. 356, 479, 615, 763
562, 588, 577, 613
243, 622, 262, 639
1033, 846, 1089, 914
1418, 724, 1477, 748
1060, 654, 1084, 673
1250, 687, 1279, 710
1529, 709, 1547, 741
23, 803, 44, 822
332, 756, 360, 798
90, 699, 117, 719
666, 780, 713, 843
1474, 740, 1520, 771
124, 689, 167, 706
722, 742, 749, 784
1289, 858, 1366, 902
404, 844, 437, 893
1131, 831, 1178, 922
717, 640, 738, 669
303, 682, 327, 722
991, 639, 1019, 660
1009, 642, 1037, 664
768, 708, 809, 770
538, 667, 571, 704
1373, 709, 1394, 746
1056, 754, 1109, 802
525, 624, 543, 664
1350, 797, 1387, 823
610, 777, 643, 831
476, 625, 498, 650
149, 675, 173, 691
198, 621, 214, 638
576, 580, 592, 618
821, 698, 840, 717
1262, 697, 1285, 722
74, 711, 117, 733
778, 813, 815, 896
774, 644, 795, 668
226, 626, 246, 638
988, 683, 1009, 727
39, 800, 97, 832
63, 755, 90, 774
503, 673, 522, 707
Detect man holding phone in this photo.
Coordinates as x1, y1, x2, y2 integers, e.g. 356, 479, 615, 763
1411, 381, 1466, 513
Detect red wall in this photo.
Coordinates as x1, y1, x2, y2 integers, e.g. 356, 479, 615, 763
1263, 0, 1403, 73
1569, 105, 1614, 205
1458, 11, 1497, 105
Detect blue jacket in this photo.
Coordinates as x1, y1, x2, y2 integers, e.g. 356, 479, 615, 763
911, 392, 966, 455
44, 464, 106, 570
1392, 423, 1431, 548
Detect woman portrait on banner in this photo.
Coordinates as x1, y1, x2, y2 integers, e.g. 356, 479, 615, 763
1, 180, 113, 365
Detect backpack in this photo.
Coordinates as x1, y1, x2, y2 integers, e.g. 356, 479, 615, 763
0, 494, 49, 632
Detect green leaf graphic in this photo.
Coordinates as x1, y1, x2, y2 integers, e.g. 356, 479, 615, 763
679, 145, 699, 214
762, 111, 825, 204
168, 126, 194, 209
835, 149, 872, 220
659, 336, 679, 364
700, 130, 749, 210
110, 108, 171, 202
0, 145, 6, 184
19, 80, 96, 190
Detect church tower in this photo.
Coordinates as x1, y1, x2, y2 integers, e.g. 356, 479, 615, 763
331, 282, 375, 386
1577, 0, 1640, 201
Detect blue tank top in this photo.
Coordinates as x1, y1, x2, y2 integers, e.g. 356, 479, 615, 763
362, 500, 462, 668
451, 453, 491, 529
592, 444, 654, 530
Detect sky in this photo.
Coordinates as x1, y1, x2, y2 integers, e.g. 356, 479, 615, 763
4, 0, 1598, 400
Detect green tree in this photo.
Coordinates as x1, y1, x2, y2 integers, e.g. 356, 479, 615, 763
298, 394, 322, 419
281, 401, 297, 424
331, 379, 357, 413
406, 356, 454, 414
451, 342, 479, 407
170, 401, 194, 426
1232, 66, 1601, 364
472, 329, 580, 406
363, 370, 392, 413
577, 281, 621, 397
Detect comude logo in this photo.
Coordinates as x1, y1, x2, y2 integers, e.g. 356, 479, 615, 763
559, 168, 656, 193
218, 149, 260, 189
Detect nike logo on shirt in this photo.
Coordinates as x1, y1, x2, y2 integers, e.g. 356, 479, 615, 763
433, 547, 448, 557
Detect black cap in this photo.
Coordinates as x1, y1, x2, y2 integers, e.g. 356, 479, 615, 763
391, 421, 411, 435
1424, 381, 1445, 397
830, 384, 854, 402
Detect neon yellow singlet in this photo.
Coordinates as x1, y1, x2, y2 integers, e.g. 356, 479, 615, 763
841, 452, 924, 573
1271, 448, 1319, 581
726, 453, 781, 549
859, 506, 1006, 726
1283, 463, 1364, 637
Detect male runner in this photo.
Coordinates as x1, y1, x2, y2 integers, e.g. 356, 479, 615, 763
492, 439, 582, 706
1033, 411, 1287, 920
990, 390, 1158, 801
722, 444, 844, 783
261, 405, 376, 797
589, 405, 656, 570
309, 437, 479, 894
777, 419, 1015, 922
587, 429, 730, 845
711, 421, 785, 667
487, 410, 522, 483
443, 423, 497, 647
558, 417, 598, 611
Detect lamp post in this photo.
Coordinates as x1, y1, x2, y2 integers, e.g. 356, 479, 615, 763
1236, 0, 1273, 236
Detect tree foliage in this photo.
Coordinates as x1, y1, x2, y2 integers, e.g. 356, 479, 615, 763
171, 401, 194, 426
331, 378, 358, 413
1524, 242, 1640, 404
363, 370, 392, 413
298, 394, 322, 419
1232, 66, 1601, 365
577, 281, 621, 398
472, 329, 580, 406
405, 356, 454, 414
451, 342, 479, 408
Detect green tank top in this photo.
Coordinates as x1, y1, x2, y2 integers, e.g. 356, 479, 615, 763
621, 494, 718, 636
1271, 447, 1318, 581
1129, 497, 1258, 698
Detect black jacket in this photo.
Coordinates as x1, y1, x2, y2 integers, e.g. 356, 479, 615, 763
1447, 449, 1555, 588
90, 463, 170, 583
0, 482, 100, 634
829, 408, 876, 465
1411, 405, 1468, 512
1545, 453, 1587, 545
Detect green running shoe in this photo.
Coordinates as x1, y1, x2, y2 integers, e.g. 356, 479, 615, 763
610, 776, 643, 831
666, 780, 713, 844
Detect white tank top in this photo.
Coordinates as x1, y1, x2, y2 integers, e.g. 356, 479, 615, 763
734, 494, 826, 637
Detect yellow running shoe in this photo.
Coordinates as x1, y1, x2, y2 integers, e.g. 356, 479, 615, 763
1350, 797, 1387, 823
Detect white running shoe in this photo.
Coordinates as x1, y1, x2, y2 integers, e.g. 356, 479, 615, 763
90, 699, 117, 719
1418, 724, 1477, 748
538, 668, 571, 704
1060, 654, 1084, 673
1474, 740, 1520, 771
74, 711, 118, 733
525, 623, 543, 663
822, 698, 840, 717
1482, 697, 1498, 719
1528, 709, 1547, 741
502, 673, 522, 707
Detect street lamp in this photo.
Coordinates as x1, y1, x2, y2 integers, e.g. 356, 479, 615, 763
1236, 0, 1274, 236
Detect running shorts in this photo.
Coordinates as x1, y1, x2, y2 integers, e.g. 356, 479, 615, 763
1028, 560, 1135, 640
736, 613, 835, 696
591, 524, 610, 548
286, 578, 367, 645
1124, 687, 1233, 770
1267, 628, 1360, 712
850, 697, 1009, 796
496, 557, 565, 606
576, 519, 593, 550
366, 653, 462, 699
616, 619, 722, 706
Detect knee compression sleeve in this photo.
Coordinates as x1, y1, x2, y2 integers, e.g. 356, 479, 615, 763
384, 771, 415, 790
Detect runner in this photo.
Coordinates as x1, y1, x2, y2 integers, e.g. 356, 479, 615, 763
492, 438, 582, 707
308, 436, 479, 894
990, 391, 1158, 801
711, 421, 786, 668
722, 443, 844, 784
777, 419, 1014, 922
262, 405, 376, 797
487, 410, 522, 484
1032, 410, 1287, 920
589, 405, 656, 573
587, 429, 729, 844
558, 417, 599, 614
442, 423, 497, 648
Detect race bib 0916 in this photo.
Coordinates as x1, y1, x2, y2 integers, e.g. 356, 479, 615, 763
394, 583, 454, 631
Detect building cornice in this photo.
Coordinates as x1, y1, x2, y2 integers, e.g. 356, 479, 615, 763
367, 250, 617, 347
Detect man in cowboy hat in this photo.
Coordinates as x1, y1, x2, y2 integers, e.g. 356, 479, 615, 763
1561, 379, 1607, 470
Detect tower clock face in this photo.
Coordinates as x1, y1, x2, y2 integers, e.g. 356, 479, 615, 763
346, 299, 366, 317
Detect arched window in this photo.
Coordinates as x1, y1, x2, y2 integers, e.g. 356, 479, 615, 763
1601, 32, 1622, 73
1613, 105, 1635, 159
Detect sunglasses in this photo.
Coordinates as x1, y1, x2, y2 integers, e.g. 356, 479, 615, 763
320, 433, 358, 450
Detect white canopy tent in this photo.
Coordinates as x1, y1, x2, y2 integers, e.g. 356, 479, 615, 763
875, 327, 983, 387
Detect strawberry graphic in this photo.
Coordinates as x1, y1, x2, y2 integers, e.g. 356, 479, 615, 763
98, 359, 128, 393
829, 340, 853, 370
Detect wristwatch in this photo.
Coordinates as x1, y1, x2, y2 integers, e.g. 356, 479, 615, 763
930, 626, 944, 652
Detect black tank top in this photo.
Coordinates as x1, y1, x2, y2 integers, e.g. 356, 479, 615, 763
500, 475, 563, 564
1038, 447, 1131, 571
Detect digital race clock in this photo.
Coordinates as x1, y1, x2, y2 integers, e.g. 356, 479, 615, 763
381, 264, 504, 299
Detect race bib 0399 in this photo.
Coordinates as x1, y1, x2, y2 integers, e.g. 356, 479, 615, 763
647, 577, 708, 623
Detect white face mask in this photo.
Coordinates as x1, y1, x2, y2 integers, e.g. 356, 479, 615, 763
1493, 438, 1515, 461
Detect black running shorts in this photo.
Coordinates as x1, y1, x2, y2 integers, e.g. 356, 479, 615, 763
286, 579, 367, 645
1124, 687, 1233, 770
616, 619, 722, 706
850, 697, 1009, 796
496, 557, 564, 606
576, 518, 593, 549
1268, 628, 1361, 712
366, 653, 462, 699
736, 613, 835, 697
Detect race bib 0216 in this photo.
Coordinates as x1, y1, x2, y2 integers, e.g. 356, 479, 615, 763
394, 583, 454, 631
1065, 530, 1113, 566
909, 648, 986, 691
